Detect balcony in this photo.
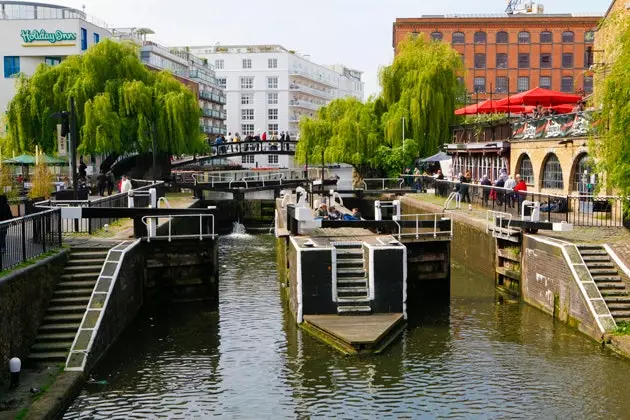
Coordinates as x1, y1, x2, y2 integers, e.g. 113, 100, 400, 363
289, 82, 333, 100
199, 91, 227, 105
202, 109, 227, 119
289, 67, 338, 88
289, 100, 321, 111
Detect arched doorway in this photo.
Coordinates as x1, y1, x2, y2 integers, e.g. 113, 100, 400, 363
572, 153, 597, 194
541, 153, 564, 190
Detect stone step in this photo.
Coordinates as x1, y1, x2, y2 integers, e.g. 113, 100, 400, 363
607, 303, 630, 310
600, 289, 629, 297
31, 341, 73, 352
603, 296, 630, 304
597, 282, 627, 290
337, 279, 368, 285
63, 266, 103, 274
43, 313, 85, 323
582, 255, 612, 262
57, 280, 97, 289
60, 272, 100, 281
337, 306, 372, 314
593, 276, 622, 283
579, 249, 608, 256
337, 287, 369, 293
334, 244, 362, 249
38, 322, 81, 332
335, 249, 363, 257
53, 288, 95, 297
610, 311, 630, 318
577, 244, 605, 250
66, 258, 106, 267
47, 305, 88, 314
70, 251, 109, 260
589, 269, 619, 276
614, 318, 630, 323
337, 297, 371, 303
337, 268, 366, 275
50, 296, 91, 305
28, 352, 68, 362
337, 260, 364, 267
35, 332, 77, 342
586, 262, 616, 269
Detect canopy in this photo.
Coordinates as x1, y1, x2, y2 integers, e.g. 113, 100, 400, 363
3, 153, 67, 166
495, 87, 583, 107
420, 152, 450, 163
455, 100, 532, 115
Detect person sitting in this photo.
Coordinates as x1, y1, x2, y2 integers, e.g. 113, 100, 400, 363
343, 208, 361, 221
328, 206, 341, 221
315, 203, 328, 219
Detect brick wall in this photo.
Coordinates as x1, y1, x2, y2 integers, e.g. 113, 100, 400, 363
521, 235, 600, 340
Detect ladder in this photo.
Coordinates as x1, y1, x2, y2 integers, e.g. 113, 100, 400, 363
333, 242, 371, 315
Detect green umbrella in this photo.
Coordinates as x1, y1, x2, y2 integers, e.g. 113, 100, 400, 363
3, 154, 36, 165
40, 154, 68, 166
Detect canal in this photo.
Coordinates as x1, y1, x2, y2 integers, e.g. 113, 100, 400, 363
64, 233, 630, 418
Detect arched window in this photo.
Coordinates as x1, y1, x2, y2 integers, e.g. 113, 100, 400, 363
542, 154, 564, 189
518, 31, 531, 44
431, 31, 443, 41
496, 31, 508, 44
562, 31, 575, 43
452, 32, 465, 44
474, 31, 487, 44
518, 154, 534, 185
540, 31, 553, 43
572, 154, 597, 193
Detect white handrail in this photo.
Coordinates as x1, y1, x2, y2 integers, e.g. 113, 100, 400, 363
141, 213, 215, 242
157, 197, 171, 208
393, 213, 453, 240
361, 178, 405, 190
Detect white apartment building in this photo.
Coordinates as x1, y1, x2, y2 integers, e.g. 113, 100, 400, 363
0, 1, 112, 120
189, 44, 364, 169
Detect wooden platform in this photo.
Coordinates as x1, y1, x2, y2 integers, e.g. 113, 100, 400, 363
302, 313, 405, 355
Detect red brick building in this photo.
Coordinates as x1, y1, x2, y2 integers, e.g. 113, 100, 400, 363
393, 14, 602, 100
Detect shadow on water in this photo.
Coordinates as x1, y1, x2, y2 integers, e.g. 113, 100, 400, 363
64, 234, 630, 419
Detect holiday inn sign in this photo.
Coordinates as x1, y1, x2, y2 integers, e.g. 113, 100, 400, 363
21, 29, 77, 44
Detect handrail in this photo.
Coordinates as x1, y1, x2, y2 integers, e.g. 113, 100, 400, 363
393, 213, 453, 241
486, 210, 516, 238
229, 180, 248, 189
141, 214, 215, 242
157, 197, 172, 209
361, 178, 405, 190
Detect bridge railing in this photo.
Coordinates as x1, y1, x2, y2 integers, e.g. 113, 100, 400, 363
181, 168, 314, 186
142, 213, 216, 242
393, 213, 453, 241
210, 139, 298, 156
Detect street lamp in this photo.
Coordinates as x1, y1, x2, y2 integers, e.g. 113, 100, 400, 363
50, 97, 78, 199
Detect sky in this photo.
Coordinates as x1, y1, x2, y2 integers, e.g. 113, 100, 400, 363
40, 0, 608, 97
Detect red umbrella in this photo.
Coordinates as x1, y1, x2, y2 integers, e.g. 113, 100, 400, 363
549, 104, 578, 114
495, 87, 582, 107
455, 100, 530, 115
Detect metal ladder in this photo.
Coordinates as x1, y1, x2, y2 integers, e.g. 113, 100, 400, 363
333, 242, 371, 315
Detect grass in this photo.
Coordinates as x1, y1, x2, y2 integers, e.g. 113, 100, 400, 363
0, 247, 66, 278
613, 321, 630, 335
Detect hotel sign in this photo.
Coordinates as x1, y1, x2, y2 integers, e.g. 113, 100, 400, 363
21, 29, 77, 45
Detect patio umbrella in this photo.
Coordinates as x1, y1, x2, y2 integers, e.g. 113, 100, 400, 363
40, 154, 68, 166
455, 100, 531, 115
420, 152, 450, 163
495, 87, 582, 107
3, 154, 36, 165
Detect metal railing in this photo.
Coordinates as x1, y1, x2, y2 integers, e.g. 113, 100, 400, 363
393, 213, 453, 241
0, 209, 62, 271
142, 214, 215, 242
427, 176, 628, 228
210, 140, 298, 156
361, 178, 405, 190
486, 210, 518, 239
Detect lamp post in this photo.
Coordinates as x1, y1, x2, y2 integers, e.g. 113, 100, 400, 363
402, 117, 405, 152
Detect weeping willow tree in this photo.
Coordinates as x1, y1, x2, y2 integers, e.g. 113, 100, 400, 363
6, 39, 206, 156
597, 13, 630, 199
380, 35, 463, 158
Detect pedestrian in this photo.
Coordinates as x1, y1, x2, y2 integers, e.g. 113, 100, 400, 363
96, 170, 107, 196
106, 170, 115, 195
0, 195, 13, 252
120, 175, 133, 193
413, 167, 422, 191
78, 158, 87, 179
459, 172, 471, 203
513, 174, 528, 210
494, 175, 506, 206
504, 175, 517, 208
480, 174, 492, 206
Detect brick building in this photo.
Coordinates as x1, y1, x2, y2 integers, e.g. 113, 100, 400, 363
393, 13, 602, 101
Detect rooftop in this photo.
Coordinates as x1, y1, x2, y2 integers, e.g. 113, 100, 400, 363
396, 13, 602, 21
0, 1, 109, 28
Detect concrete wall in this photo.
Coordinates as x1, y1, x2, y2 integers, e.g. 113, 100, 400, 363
0, 249, 69, 378
521, 235, 601, 340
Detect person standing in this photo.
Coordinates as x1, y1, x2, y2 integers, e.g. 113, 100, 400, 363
459, 171, 471, 203
0, 195, 13, 252
513, 174, 528, 210
106, 170, 115, 195
120, 175, 133, 194
504, 175, 517, 208
480, 174, 492, 207
96, 170, 107, 196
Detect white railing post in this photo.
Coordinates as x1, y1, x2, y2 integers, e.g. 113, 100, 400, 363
434, 214, 438, 238
415, 215, 419, 239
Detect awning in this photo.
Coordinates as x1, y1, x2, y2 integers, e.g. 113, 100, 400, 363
419, 152, 450, 163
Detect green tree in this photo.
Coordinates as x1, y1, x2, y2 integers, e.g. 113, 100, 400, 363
6, 39, 206, 156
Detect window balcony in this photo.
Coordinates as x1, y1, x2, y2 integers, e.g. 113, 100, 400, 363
289, 100, 321, 111
289, 82, 333, 100
289, 67, 338, 88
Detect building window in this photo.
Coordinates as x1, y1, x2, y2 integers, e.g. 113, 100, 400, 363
268, 58, 277, 69
242, 59, 252, 69
474, 31, 487, 44
518, 53, 530, 69
267, 76, 278, 89
474, 53, 486, 69
452, 32, 465, 44
540, 31, 553, 43
562, 53, 574, 68
585, 31, 594, 43
584, 76, 593, 94
241, 93, 253, 105
542, 154, 564, 190
496, 31, 508, 44
495, 77, 508, 93
517, 76, 529, 92
44, 57, 61, 66
496, 53, 508, 69
215, 59, 224, 69
518, 155, 534, 185
518, 31, 530, 44
268, 109, 278, 120
242, 155, 255, 164
3, 56, 20, 78
81, 28, 87, 50
241, 124, 254, 136
93, 33, 100, 44
268, 123, 278, 134
562, 31, 575, 43
540, 53, 552, 69
561, 76, 574, 93
217, 78, 226, 88
540, 76, 552, 89
268, 92, 278, 105
431, 32, 443, 41
240, 77, 254, 89
268, 155, 279, 164
241, 109, 254, 120
473, 77, 486, 93
573, 154, 595, 193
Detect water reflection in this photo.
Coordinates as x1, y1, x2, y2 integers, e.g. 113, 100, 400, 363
65, 235, 630, 419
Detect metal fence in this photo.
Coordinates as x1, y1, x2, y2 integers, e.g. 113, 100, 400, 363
0, 209, 62, 271
425, 176, 628, 228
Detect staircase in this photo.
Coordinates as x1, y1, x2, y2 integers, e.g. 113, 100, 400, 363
578, 245, 630, 323
334, 243, 371, 315
28, 248, 108, 365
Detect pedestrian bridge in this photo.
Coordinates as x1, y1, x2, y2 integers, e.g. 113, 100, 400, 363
172, 140, 298, 168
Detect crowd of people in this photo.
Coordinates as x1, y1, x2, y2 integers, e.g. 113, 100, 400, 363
520, 101, 587, 121
213, 131, 295, 154
314, 203, 362, 221
440, 168, 528, 209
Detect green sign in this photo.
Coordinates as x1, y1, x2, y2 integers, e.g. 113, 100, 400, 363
21, 29, 77, 44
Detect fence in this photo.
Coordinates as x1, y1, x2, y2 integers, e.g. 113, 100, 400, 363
0, 209, 62, 271
425, 176, 628, 228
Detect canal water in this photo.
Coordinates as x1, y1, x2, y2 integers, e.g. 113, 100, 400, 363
64, 234, 630, 419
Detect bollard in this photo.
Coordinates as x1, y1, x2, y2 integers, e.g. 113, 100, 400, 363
9, 357, 21, 388
149, 188, 157, 208
128, 190, 135, 208
393, 200, 401, 221
374, 200, 382, 221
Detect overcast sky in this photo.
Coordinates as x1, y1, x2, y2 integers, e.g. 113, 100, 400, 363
44, 0, 607, 97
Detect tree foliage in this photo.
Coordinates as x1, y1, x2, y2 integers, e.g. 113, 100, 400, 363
6, 39, 206, 156
29, 153, 54, 199
597, 13, 630, 198
297, 35, 462, 174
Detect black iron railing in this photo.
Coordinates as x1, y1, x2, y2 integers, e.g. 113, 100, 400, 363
210, 140, 298, 155
0, 209, 62, 271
